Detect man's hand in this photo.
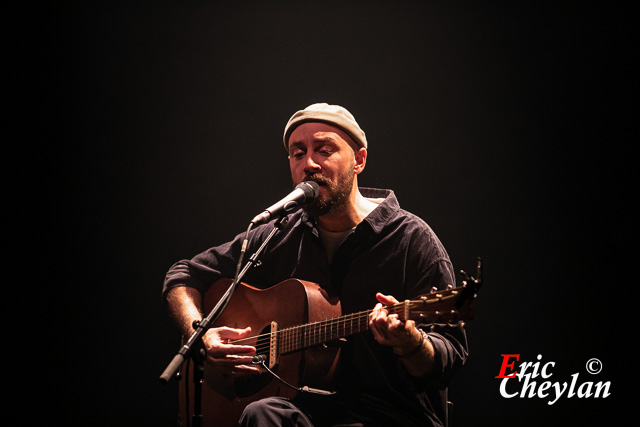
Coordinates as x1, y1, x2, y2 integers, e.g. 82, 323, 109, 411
369, 292, 435, 378
201, 326, 260, 375
369, 293, 422, 353
167, 287, 261, 376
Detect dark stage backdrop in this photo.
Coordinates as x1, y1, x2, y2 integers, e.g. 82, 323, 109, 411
42, 1, 631, 426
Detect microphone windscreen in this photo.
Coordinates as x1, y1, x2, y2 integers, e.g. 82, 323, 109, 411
298, 181, 320, 200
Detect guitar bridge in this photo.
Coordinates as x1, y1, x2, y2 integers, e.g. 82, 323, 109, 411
253, 321, 279, 370
268, 321, 278, 369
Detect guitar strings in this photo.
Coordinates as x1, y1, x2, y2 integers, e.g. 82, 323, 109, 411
226, 302, 420, 354
220, 290, 460, 357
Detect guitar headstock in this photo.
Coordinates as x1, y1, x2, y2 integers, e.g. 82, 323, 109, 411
399, 257, 483, 324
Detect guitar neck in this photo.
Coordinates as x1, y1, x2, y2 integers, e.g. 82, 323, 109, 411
232, 284, 473, 355
278, 304, 407, 354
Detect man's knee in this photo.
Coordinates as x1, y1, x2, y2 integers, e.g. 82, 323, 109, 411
239, 397, 312, 426
241, 397, 283, 420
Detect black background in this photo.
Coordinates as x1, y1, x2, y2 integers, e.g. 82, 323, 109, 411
42, 1, 632, 426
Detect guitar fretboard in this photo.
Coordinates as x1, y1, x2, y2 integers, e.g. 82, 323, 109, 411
234, 286, 469, 357
278, 304, 407, 354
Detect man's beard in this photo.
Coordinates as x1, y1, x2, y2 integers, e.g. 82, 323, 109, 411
301, 171, 354, 218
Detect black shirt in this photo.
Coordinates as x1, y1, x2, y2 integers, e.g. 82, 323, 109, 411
163, 187, 468, 426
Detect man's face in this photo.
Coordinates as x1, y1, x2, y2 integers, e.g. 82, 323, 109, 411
287, 122, 359, 217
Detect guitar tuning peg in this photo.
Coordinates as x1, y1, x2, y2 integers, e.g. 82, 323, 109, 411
431, 287, 438, 293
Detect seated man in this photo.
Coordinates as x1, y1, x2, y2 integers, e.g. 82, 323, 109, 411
163, 103, 468, 426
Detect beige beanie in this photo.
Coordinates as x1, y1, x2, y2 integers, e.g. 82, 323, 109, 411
283, 103, 368, 151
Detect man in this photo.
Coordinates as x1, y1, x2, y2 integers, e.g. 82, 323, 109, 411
163, 103, 468, 426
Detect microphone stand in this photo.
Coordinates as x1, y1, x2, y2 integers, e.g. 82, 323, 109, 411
159, 216, 289, 426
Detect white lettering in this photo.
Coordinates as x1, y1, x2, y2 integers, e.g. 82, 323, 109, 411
577, 381, 593, 398
497, 356, 612, 405
548, 381, 568, 405
541, 361, 555, 378
521, 374, 537, 398
537, 381, 551, 398
500, 378, 519, 398
568, 373, 579, 398
594, 381, 611, 398
518, 361, 533, 379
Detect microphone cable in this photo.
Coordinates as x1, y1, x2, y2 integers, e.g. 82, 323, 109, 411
252, 355, 336, 396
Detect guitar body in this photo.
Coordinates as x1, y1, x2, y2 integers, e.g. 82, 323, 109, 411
175, 267, 482, 427
178, 279, 342, 427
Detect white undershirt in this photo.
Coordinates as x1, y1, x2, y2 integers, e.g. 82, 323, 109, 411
317, 197, 384, 263
317, 226, 354, 263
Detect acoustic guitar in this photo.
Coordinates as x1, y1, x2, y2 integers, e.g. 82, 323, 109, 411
178, 278, 480, 427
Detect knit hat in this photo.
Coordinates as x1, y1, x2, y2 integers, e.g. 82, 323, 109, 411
283, 103, 368, 151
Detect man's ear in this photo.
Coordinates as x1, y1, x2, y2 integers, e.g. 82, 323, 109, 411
354, 147, 367, 175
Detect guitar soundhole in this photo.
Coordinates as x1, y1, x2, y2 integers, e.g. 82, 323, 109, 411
234, 324, 277, 398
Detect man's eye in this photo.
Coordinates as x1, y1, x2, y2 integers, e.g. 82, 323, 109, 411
291, 151, 305, 158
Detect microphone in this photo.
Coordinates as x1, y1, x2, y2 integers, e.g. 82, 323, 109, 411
251, 181, 320, 225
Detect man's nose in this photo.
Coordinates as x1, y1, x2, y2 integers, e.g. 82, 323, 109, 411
303, 154, 321, 173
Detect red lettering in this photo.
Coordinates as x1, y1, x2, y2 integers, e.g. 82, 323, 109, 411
495, 354, 520, 378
